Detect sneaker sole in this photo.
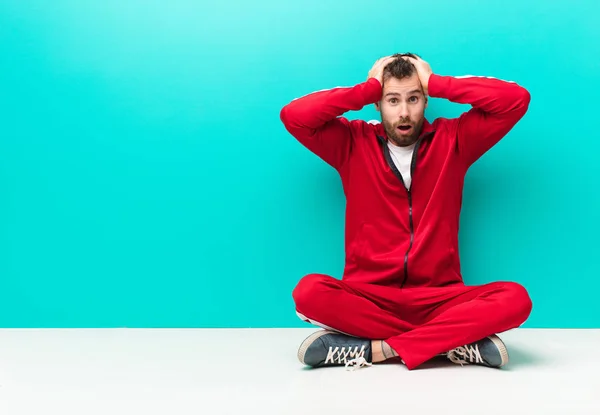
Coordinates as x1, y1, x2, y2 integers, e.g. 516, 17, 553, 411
488, 334, 509, 367
297, 330, 334, 365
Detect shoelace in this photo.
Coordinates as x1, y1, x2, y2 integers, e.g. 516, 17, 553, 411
345, 356, 372, 371
325, 345, 372, 370
447, 343, 483, 366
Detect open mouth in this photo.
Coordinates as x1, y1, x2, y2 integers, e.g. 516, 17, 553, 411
397, 125, 412, 134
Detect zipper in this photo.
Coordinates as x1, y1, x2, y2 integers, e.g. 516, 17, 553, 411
402, 142, 421, 287
402, 190, 413, 287
379, 134, 428, 288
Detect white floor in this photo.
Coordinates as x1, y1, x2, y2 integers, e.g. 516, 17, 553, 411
0, 328, 598, 414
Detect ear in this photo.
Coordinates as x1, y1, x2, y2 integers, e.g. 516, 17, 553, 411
424, 96, 428, 109
374, 101, 381, 112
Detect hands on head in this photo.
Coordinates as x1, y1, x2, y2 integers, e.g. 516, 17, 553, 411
368, 53, 433, 96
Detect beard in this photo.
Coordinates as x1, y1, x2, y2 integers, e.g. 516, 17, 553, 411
383, 117, 424, 147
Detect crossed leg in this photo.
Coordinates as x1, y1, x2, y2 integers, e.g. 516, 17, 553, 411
293, 274, 532, 370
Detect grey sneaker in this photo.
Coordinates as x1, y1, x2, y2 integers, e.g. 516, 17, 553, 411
447, 334, 509, 368
298, 330, 372, 370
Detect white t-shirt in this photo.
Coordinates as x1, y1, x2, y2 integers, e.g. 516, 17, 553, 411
387, 140, 416, 189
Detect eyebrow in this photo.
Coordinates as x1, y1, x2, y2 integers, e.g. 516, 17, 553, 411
385, 89, 423, 97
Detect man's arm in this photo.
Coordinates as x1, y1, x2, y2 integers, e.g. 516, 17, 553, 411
430, 75, 531, 166
406, 56, 531, 167
280, 56, 393, 171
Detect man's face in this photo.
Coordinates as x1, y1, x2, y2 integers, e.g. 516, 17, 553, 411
377, 73, 427, 147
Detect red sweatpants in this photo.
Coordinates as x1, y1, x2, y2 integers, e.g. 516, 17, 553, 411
293, 274, 533, 370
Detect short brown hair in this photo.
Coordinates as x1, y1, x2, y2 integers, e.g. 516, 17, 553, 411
382, 53, 420, 84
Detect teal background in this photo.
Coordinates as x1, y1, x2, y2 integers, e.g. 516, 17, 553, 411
0, 1, 598, 328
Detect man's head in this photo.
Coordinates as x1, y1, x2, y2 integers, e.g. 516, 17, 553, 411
375, 53, 427, 147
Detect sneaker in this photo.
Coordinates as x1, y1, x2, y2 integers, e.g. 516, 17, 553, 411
298, 330, 372, 370
446, 334, 509, 368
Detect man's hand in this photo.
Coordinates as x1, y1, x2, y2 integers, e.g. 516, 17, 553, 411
403, 55, 433, 95
367, 56, 396, 86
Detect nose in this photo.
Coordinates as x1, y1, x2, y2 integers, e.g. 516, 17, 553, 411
398, 103, 409, 119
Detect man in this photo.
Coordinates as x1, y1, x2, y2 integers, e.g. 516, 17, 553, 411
279, 53, 532, 371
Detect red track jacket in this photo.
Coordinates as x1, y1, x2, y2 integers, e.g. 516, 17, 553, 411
280, 74, 530, 288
